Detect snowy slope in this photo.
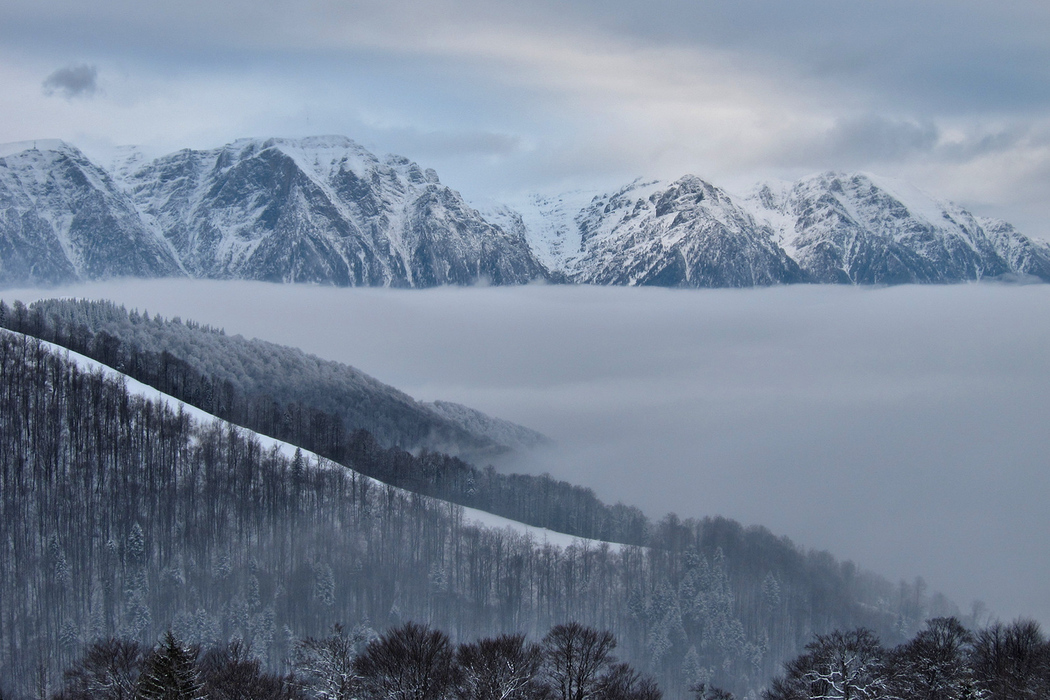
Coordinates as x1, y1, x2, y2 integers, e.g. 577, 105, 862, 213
4, 327, 615, 551
424, 400, 552, 452
480, 190, 599, 275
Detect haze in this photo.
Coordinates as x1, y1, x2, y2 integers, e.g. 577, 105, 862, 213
8, 280, 1049, 628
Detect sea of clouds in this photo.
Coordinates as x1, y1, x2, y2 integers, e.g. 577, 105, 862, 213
7, 279, 1049, 627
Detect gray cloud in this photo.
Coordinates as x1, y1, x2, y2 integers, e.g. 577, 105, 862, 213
775, 115, 941, 169
10, 279, 1050, 628
42, 64, 98, 99
6, 0, 1050, 243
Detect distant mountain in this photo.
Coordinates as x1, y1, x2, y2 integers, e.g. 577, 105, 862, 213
3, 136, 1049, 288
0, 137, 547, 287
507, 172, 1050, 286
0, 140, 182, 286
744, 172, 1050, 284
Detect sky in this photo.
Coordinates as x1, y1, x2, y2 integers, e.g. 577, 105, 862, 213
7, 280, 1050, 629
2, 0, 1050, 238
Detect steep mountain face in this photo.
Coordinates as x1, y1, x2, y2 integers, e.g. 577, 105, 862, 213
118, 136, 547, 286
0, 137, 547, 288
514, 176, 807, 287
745, 172, 1050, 284
0, 141, 183, 286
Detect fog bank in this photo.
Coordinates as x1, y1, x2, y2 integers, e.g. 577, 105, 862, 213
8, 280, 1050, 627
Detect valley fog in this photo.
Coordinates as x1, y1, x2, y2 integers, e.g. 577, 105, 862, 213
10, 279, 1050, 627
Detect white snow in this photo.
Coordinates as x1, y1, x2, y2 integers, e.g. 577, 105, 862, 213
1, 327, 621, 552
862, 172, 952, 228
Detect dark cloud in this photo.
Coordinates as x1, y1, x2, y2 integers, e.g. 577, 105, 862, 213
42, 64, 98, 99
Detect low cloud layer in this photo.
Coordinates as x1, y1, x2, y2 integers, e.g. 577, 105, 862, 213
8, 280, 1050, 629
42, 64, 98, 99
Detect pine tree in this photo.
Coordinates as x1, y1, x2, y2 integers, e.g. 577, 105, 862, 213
136, 631, 205, 700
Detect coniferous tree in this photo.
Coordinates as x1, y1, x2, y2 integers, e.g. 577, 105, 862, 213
135, 631, 204, 700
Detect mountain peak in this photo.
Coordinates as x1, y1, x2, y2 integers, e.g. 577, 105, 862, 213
0, 139, 78, 159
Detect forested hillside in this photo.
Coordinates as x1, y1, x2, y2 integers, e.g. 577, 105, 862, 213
0, 298, 548, 458
0, 324, 958, 698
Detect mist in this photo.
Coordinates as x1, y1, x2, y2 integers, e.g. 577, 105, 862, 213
8, 279, 1050, 627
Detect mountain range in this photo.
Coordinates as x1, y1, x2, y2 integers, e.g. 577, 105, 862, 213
2, 136, 1049, 288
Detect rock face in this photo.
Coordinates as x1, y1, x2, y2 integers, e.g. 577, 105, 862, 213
569, 176, 807, 287
0, 137, 547, 287
509, 171, 1050, 286
745, 172, 1050, 284
0, 141, 182, 286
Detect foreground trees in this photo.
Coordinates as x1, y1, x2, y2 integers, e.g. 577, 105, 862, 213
51, 622, 657, 700
765, 617, 1050, 700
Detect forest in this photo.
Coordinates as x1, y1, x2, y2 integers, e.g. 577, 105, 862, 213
0, 306, 962, 698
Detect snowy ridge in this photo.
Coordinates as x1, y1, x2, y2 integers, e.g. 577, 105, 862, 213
558, 176, 805, 287
2, 327, 618, 552
0, 137, 547, 288
741, 172, 1050, 284
3, 135, 1049, 288
504, 170, 1050, 286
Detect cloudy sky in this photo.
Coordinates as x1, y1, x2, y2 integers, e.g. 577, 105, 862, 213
2, 0, 1050, 236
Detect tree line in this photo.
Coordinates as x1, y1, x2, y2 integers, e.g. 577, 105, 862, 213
0, 321, 960, 698
0, 298, 650, 545
55, 621, 661, 700
765, 616, 1050, 700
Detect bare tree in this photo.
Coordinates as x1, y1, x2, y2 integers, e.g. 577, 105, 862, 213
541, 623, 617, 700
292, 624, 373, 700
456, 634, 545, 700
764, 628, 888, 700
597, 662, 662, 700
200, 640, 301, 700
60, 638, 144, 700
354, 622, 458, 700
970, 619, 1050, 700
889, 617, 976, 700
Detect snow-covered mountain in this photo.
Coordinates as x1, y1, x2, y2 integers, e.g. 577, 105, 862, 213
745, 172, 1050, 284
0, 140, 183, 286
509, 172, 1050, 286
570, 176, 806, 286
0, 137, 547, 287
3, 135, 1049, 288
